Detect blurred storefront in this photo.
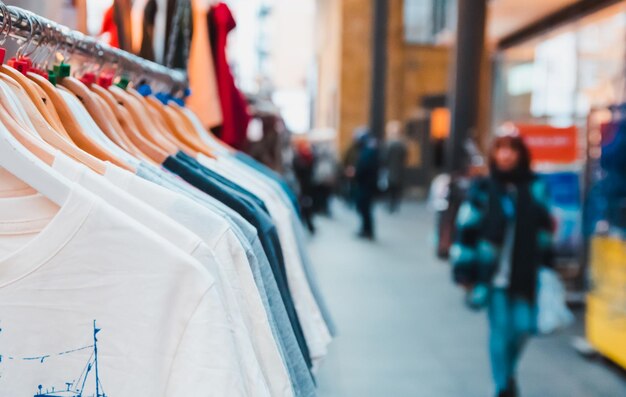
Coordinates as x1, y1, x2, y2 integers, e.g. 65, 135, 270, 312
313, 0, 452, 193
487, 0, 626, 370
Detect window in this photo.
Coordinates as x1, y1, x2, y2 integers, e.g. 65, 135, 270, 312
404, 0, 456, 44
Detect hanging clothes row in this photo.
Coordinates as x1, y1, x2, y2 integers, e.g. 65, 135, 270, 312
105, 0, 249, 149
0, 3, 333, 396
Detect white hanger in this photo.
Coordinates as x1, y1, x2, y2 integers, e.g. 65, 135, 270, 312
0, 119, 72, 206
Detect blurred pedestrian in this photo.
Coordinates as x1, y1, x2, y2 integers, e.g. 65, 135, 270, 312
450, 134, 554, 397
293, 139, 317, 234
312, 143, 338, 216
341, 127, 368, 206
382, 121, 408, 213
354, 131, 380, 240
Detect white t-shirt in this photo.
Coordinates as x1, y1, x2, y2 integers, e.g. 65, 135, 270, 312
0, 185, 247, 396
198, 154, 332, 361
103, 164, 293, 397
49, 153, 271, 396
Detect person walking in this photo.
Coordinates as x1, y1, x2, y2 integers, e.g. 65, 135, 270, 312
293, 139, 317, 234
382, 121, 408, 213
450, 134, 554, 397
354, 132, 380, 240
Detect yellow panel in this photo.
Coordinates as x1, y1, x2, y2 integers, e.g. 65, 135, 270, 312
587, 237, 626, 370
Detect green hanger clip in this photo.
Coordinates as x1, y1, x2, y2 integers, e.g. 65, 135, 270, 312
53, 62, 71, 79
47, 69, 57, 86
116, 76, 130, 89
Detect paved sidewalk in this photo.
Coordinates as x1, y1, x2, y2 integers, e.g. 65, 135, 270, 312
307, 201, 626, 397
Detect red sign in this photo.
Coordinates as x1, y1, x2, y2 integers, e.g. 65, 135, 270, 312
515, 124, 578, 164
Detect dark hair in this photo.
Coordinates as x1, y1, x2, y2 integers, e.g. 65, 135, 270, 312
488, 135, 532, 183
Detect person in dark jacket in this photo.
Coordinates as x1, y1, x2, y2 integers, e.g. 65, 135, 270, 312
293, 139, 317, 234
450, 134, 553, 397
354, 132, 380, 239
382, 121, 408, 213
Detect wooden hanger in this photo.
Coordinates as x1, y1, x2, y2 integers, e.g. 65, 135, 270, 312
164, 105, 216, 158
92, 93, 146, 159
28, 72, 133, 171
174, 104, 235, 154
109, 86, 179, 154
137, 91, 215, 158
0, 82, 56, 167
0, 76, 107, 175
139, 94, 198, 156
125, 88, 195, 153
91, 84, 168, 164
61, 77, 133, 153
0, 108, 71, 206
0, 65, 72, 141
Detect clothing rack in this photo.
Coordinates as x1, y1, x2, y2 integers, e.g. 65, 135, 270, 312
0, 1, 188, 93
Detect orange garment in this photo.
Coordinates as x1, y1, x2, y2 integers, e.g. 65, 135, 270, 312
187, 0, 223, 129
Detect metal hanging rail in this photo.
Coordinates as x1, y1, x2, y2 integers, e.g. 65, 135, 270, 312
0, 1, 188, 93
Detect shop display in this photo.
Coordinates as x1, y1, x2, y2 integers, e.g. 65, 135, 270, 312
0, 2, 332, 396
584, 106, 626, 370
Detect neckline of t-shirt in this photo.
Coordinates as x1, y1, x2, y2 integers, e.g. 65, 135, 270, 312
0, 194, 57, 235
0, 187, 95, 288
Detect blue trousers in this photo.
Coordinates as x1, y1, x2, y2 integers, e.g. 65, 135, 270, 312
488, 289, 536, 393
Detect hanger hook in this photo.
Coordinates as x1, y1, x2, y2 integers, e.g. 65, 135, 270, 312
0, 3, 12, 46
41, 22, 63, 71
63, 28, 78, 64
15, 10, 38, 59
29, 22, 49, 69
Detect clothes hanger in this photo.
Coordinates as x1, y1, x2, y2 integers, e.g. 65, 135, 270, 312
91, 82, 168, 163
0, 6, 56, 169
1, 76, 107, 174
91, 90, 147, 159
128, 88, 199, 156
61, 76, 133, 153
29, 71, 134, 171
0, 118, 71, 207
137, 90, 215, 158
58, 86, 139, 169
109, 85, 179, 154
0, 25, 74, 141
176, 105, 233, 155
0, 23, 109, 175
163, 104, 216, 158
74, 49, 153, 161
18, 24, 132, 171
0, 73, 71, 206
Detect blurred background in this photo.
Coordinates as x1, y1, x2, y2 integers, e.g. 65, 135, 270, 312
8, 0, 626, 396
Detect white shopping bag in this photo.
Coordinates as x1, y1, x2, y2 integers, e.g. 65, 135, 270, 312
537, 268, 575, 335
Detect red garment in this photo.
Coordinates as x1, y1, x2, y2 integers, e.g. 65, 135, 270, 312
208, 2, 251, 150
100, 5, 120, 48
